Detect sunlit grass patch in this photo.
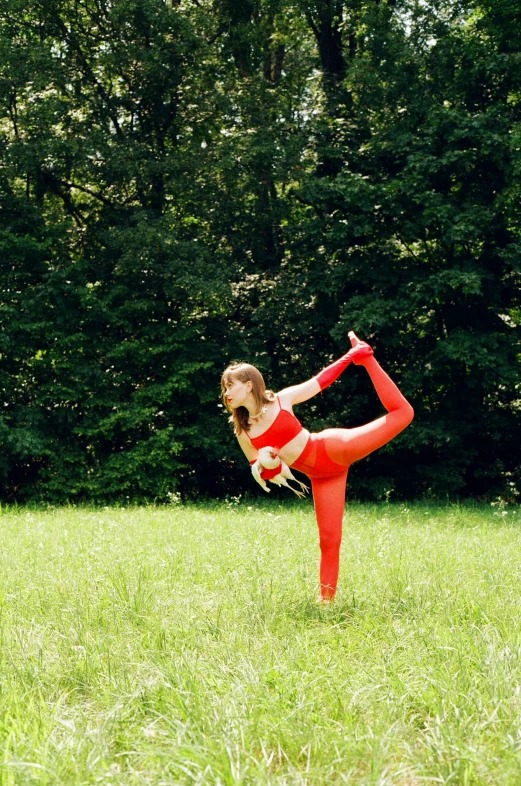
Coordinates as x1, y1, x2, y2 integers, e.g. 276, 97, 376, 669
0, 501, 520, 784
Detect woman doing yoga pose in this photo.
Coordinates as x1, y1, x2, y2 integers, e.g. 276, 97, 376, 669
221, 332, 414, 600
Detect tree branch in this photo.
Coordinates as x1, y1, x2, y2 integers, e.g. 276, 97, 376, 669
53, 178, 115, 207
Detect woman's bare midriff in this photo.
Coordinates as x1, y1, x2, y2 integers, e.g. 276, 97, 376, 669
278, 429, 310, 467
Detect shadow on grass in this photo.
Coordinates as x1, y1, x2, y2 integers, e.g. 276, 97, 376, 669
286, 593, 371, 627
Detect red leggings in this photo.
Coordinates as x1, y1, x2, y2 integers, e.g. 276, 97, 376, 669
291, 357, 414, 600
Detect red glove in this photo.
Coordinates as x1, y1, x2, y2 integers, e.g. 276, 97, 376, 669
315, 342, 374, 391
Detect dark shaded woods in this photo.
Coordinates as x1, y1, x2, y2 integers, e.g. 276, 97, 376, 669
1, 0, 520, 502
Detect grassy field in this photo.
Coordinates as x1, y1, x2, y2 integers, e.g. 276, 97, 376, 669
0, 500, 521, 785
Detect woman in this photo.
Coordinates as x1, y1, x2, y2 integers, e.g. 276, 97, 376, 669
221, 332, 414, 601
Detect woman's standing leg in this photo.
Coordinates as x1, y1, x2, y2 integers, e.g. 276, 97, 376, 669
292, 334, 414, 601
311, 470, 349, 601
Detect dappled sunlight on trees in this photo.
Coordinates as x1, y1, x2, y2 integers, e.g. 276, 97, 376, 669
0, 0, 519, 501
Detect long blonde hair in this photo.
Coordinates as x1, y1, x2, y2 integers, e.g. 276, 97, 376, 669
221, 363, 275, 435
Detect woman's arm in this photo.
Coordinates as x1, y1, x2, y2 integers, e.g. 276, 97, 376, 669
279, 334, 373, 408
237, 430, 258, 462
237, 432, 282, 482
278, 377, 321, 407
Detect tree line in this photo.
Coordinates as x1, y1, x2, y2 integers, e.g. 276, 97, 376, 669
1, 0, 520, 502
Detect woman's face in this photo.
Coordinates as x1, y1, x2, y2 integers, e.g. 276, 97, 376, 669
223, 376, 252, 409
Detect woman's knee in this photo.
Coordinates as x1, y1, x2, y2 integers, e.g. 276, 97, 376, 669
319, 530, 342, 553
395, 402, 414, 432
402, 402, 414, 426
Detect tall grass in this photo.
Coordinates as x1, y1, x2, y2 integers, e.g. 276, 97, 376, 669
0, 500, 520, 784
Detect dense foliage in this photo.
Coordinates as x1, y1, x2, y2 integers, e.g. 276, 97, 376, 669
1, 0, 520, 502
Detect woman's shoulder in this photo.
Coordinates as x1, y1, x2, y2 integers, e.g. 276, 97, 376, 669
276, 389, 295, 412
236, 429, 251, 445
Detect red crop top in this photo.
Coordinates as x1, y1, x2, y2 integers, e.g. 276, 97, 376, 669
246, 396, 304, 450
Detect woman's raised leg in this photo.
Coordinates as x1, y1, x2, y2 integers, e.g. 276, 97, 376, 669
324, 335, 414, 466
